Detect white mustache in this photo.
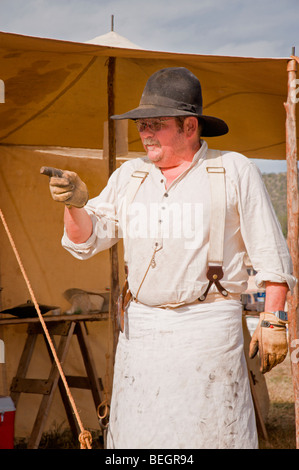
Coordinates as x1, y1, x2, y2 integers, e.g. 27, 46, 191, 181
143, 138, 161, 146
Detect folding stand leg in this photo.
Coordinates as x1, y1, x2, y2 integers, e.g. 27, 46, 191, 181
27, 322, 76, 449
10, 331, 38, 408
75, 322, 103, 409
57, 378, 80, 439
10, 319, 105, 449
55, 322, 104, 442
247, 365, 269, 443
53, 322, 104, 442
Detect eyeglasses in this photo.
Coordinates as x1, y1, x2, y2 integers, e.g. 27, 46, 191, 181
134, 118, 172, 133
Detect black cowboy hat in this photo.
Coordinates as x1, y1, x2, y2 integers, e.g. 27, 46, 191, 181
111, 67, 228, 137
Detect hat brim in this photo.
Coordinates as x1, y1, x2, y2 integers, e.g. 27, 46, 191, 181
111, 105, 228, 137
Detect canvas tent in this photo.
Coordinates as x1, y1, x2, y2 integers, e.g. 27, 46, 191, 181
0, 30, 298, 446
86, 30, 143, 49
0, 31, 298, 156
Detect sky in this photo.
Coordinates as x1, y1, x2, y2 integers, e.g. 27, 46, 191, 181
1, 0, 298, 173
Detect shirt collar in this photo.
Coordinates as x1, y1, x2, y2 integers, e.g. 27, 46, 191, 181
149, 139, 209, 185
191, 139, 208, 166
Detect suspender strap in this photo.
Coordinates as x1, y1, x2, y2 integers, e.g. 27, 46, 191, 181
206, 149, 226, 265
125, 169, 151, 207
118, 161, 151, 332
199, 149, 228, 301
122, 162, 152, 256
119, 152, 228, 314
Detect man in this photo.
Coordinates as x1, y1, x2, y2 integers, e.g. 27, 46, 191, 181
43, 67, 295, 449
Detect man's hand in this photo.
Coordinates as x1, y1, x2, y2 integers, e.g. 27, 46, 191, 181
249, 312, 288, 374
40, 167, 89, 208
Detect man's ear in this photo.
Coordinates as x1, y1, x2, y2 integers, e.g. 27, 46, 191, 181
184, 117, 198, 137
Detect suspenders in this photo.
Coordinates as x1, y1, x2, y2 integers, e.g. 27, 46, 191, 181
198, 149, 228, 300
122, 162, 152, 261
125, 167, 152, 207
118, 149, 228, 330
117, 162, 151, 332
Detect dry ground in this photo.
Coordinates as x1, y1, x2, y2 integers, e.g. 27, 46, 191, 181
259, 353, 296, 449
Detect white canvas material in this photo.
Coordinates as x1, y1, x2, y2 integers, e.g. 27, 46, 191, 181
122, 162, 152, 261
107, 299, 258, 449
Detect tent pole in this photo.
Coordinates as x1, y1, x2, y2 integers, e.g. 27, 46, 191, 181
108, 56, 116, 176
107, 56, 120, 362
284, 48, 299, 449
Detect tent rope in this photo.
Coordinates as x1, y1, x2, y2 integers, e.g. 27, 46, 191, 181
0, 208, 92, 449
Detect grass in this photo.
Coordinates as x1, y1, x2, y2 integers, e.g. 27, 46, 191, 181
15, 425, 104, 449
259, 354, 296, 449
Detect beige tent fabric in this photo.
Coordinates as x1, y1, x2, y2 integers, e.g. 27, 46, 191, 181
0, 31, 297, 159
0, 145, 113, 311
0, 145, 120, 437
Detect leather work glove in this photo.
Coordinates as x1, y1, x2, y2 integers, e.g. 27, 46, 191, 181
248, 312, 288, 374
40, 166, 89, 208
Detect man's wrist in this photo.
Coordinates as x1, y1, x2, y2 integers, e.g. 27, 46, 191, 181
265, 310, 288, 324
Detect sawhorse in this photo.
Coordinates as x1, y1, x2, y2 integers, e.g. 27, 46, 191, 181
8, 315, 106, 449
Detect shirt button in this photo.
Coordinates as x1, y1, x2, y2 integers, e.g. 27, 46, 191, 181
164, 193, 169, 197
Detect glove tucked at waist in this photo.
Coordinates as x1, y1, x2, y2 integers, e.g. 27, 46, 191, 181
41, 167, 89, 208
248, 312, 288, 374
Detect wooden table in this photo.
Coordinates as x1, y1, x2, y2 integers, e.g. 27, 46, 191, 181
0, 312, 109, 449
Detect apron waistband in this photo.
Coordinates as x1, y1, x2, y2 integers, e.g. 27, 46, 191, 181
132, 292, 241, 309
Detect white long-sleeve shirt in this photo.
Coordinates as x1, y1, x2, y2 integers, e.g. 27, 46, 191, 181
62, 140, 295, 307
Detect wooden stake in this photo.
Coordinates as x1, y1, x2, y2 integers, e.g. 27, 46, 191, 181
107, 56, 120, 361
284, 49, 299, 449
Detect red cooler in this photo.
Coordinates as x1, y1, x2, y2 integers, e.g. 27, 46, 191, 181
0, 396, 16, 449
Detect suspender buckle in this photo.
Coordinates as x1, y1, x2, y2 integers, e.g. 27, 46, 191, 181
131, 170, 149, 182
198, 265, 229, 301
206, 166, 225, 174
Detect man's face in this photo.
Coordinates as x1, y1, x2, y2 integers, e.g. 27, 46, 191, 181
135, 117, 188, 168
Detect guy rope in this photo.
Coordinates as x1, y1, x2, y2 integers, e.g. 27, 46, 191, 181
0, 208, 92, 449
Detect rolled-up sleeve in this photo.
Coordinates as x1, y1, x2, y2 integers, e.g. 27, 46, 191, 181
237, 160, 296, 293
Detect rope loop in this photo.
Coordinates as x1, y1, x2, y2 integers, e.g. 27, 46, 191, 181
97, 400, 110, 430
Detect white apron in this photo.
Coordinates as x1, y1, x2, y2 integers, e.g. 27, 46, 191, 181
107, 299, 258, 449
